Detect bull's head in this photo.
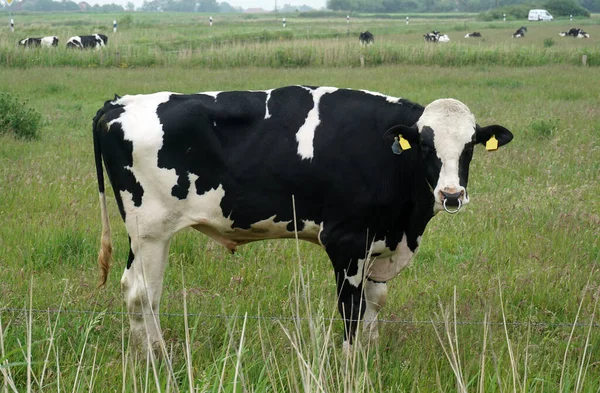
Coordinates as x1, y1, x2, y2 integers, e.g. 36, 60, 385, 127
385, 98, 513, 214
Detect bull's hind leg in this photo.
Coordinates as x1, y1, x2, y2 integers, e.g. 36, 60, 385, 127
120, 233, 172, 356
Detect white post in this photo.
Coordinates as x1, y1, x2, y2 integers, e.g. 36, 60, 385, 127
113, 20, 117, 33
346, 15, 349, 24
283, 18, 286, 28
209, 16, 213, 27
503, 14, 506, 22
570, 15, 573, 22
406, 16, 409, 25
582, 55, 587, 66
10, 18, 14, 33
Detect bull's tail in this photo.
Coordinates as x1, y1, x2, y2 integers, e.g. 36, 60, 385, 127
93, 105, 113, 287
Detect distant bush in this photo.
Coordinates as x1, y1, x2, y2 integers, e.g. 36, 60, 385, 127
119, 14, 134, 27
0, 93, 42, 140
477, 4, 534, 21
544, 37, 555, 47
544, 0, 590, 17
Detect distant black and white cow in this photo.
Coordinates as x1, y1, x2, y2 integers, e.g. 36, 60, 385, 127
512, 26, 527, 38
559, 28, 590, 38
67, 34, 108, 49
424, 30, 450, 42
18, 36, 59, 47
464, 32, 482, 38
93, 86, 513, 354
359, 31, 375, 45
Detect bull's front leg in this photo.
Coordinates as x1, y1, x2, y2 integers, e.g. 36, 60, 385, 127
334, 267, 367, 354
324, 235, 371, 353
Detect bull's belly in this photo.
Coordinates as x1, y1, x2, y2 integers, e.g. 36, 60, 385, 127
192, 216, 322, 252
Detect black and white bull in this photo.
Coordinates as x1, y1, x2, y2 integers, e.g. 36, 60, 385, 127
18, 36, 59, 47
67, 34, 108, 49
559, 28, 590, 38
512, 26, 527, 38
464, 32, 482, 38
93, 86, 513, 354
359, 31, 374, 45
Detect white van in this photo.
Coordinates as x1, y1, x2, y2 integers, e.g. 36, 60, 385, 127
528, 9, 553, 21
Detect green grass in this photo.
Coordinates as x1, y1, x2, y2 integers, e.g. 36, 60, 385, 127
0, 64, 599, 391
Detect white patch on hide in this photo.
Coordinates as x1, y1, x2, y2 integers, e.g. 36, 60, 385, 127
360, 89, 402, 103
201, 91, 221, 99
296, 86, 338, 160
41, 36, 56, 47
345, 257, 365, 288
264, 89, 273, 119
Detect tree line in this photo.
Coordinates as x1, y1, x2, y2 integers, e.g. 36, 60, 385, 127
327, 0, 600, 13
2, 0, 598, 13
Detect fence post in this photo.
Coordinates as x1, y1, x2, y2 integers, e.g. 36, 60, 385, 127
360, 55, 364, 68
582, 55, 587, 66
116, 51, 121, 66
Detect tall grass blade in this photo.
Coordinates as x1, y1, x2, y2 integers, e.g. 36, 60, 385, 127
39, 283, 68, 390
559, 269, 593, 392
478, 311, 489, 393
498, 276, 520, 393
27, 278, 33, 393
575, 285, 599, 393
0, 314, 19, 393
233, 313, 248, 393
182, 271, 195, 393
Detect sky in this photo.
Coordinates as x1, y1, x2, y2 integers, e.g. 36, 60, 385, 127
89, 0, 328, 11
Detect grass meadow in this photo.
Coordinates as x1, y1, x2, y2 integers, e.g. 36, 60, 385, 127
1, 12, 600, 67
1, 12, 600, 393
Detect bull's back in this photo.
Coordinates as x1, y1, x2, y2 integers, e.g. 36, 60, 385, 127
97, 87, 421, 240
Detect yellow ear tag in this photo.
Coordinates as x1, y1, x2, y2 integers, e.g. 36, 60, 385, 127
399, 135, 411, 150
485, 135, 498, 151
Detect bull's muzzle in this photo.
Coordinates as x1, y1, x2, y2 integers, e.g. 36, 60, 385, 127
441, 190, 464, 214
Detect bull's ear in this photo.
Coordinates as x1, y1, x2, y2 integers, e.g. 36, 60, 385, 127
476, 124, 513, 151
383, 124, 419, 155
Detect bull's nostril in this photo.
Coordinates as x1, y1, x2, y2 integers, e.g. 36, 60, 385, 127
441, 191, 463, 207
441, 191, 462, 200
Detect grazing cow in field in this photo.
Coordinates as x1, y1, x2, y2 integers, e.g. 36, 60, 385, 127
359, 31, 374, 45
512, 26, 527, 38
464, 32, 482, 38
18, 36, 59, 47
559, 28, 590, 38
93, 86, 513, 355
67, 34, 108, 49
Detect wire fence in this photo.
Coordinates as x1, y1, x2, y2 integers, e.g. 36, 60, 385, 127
2, 307, 599, 329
